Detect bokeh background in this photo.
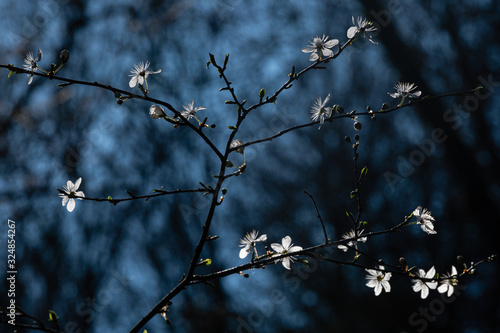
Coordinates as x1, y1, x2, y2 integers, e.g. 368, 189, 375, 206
1, 0, 499, 332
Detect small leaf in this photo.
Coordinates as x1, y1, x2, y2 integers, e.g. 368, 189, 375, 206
209, 53, 217, 66
206, 61, 211, 69
350, 190, 358, 198
258, 88, 266, 99
360, 166, 368, 178
48, 310, 59, 322
346, 211, 354, 220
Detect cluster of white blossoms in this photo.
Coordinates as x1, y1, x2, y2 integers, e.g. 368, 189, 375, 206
302, 16, 377, 62
366, 265, 459, 299
239, 231, 303, 270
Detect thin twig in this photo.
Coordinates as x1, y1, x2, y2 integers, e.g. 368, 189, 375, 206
304, 191, 328, 243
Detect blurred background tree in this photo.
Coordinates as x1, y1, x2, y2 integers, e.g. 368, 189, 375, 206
0, 0, 498, 332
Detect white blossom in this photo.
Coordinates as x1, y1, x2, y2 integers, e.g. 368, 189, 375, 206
271, 236, 303, 270
302, 35, 339, 61
365, 266, 391, 296
438, 266, 459, 297
129, 61, 161, 89
389, 82, 422, 99
412, 266, 438, 299
23, 49, 43, 85
413, 206, 437, 235
239, 230, 267, 259
338, 229, 367, 252
347, 16, 377, 44
149, 105, 166, 119
180, 100, 207, 121
310, 94, 332, 129
59, 177, 85, 212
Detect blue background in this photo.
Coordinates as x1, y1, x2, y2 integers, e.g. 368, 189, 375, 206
1, 0, 499, 332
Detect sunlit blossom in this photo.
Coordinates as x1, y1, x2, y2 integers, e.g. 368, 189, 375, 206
365, 265, 391, 296
412, 266, 438, 299
302, 35, 339, 61
239, 230, 267, 259
59, 177, 85, 212
129, 61, 161, 91
413, 206, 437, 235
271, 236, 303, 270
310, 94, 332, 129
23, 49, 43, 85
338, 229, 367, 252
347, 16, 377, 44
389, 82, 422, 99
438, 266, 459, 297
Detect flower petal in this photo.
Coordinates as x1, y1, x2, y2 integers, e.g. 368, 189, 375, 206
67, 199, 76, 212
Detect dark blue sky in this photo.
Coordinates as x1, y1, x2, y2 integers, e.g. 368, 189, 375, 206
1, 1, 499, 332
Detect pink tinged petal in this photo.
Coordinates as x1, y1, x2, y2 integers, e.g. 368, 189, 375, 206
67, 199, 76, 212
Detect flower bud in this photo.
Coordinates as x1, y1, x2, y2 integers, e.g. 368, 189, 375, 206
381, 103, 389, 110
344, 136, 351, 143
149, 105, 166, 119
353, 121, 362, 131
59, 49, 70, 64
230, 139, 245, 154
399, 257, 407, 265
354, 134, 360, 141
457, 255, 465, 264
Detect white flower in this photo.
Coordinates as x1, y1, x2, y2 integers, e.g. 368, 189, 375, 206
59, 177, 85, 212
365, 265, 391, 296
438, 266, 459, 297
302, 35, 339, 61
412, 266, 438, 299
413, 206, 437, 235
310, 94, 332, 129
23, 49, 43, 85
149, 105, 166, 119
129, 61, 161, 90
389, 82, 422, 99
271, 236, 303, 270
347, 16, 377, 44
180, 100, 207, 120
338, 229, 367, 252
239, 230, 267, 259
